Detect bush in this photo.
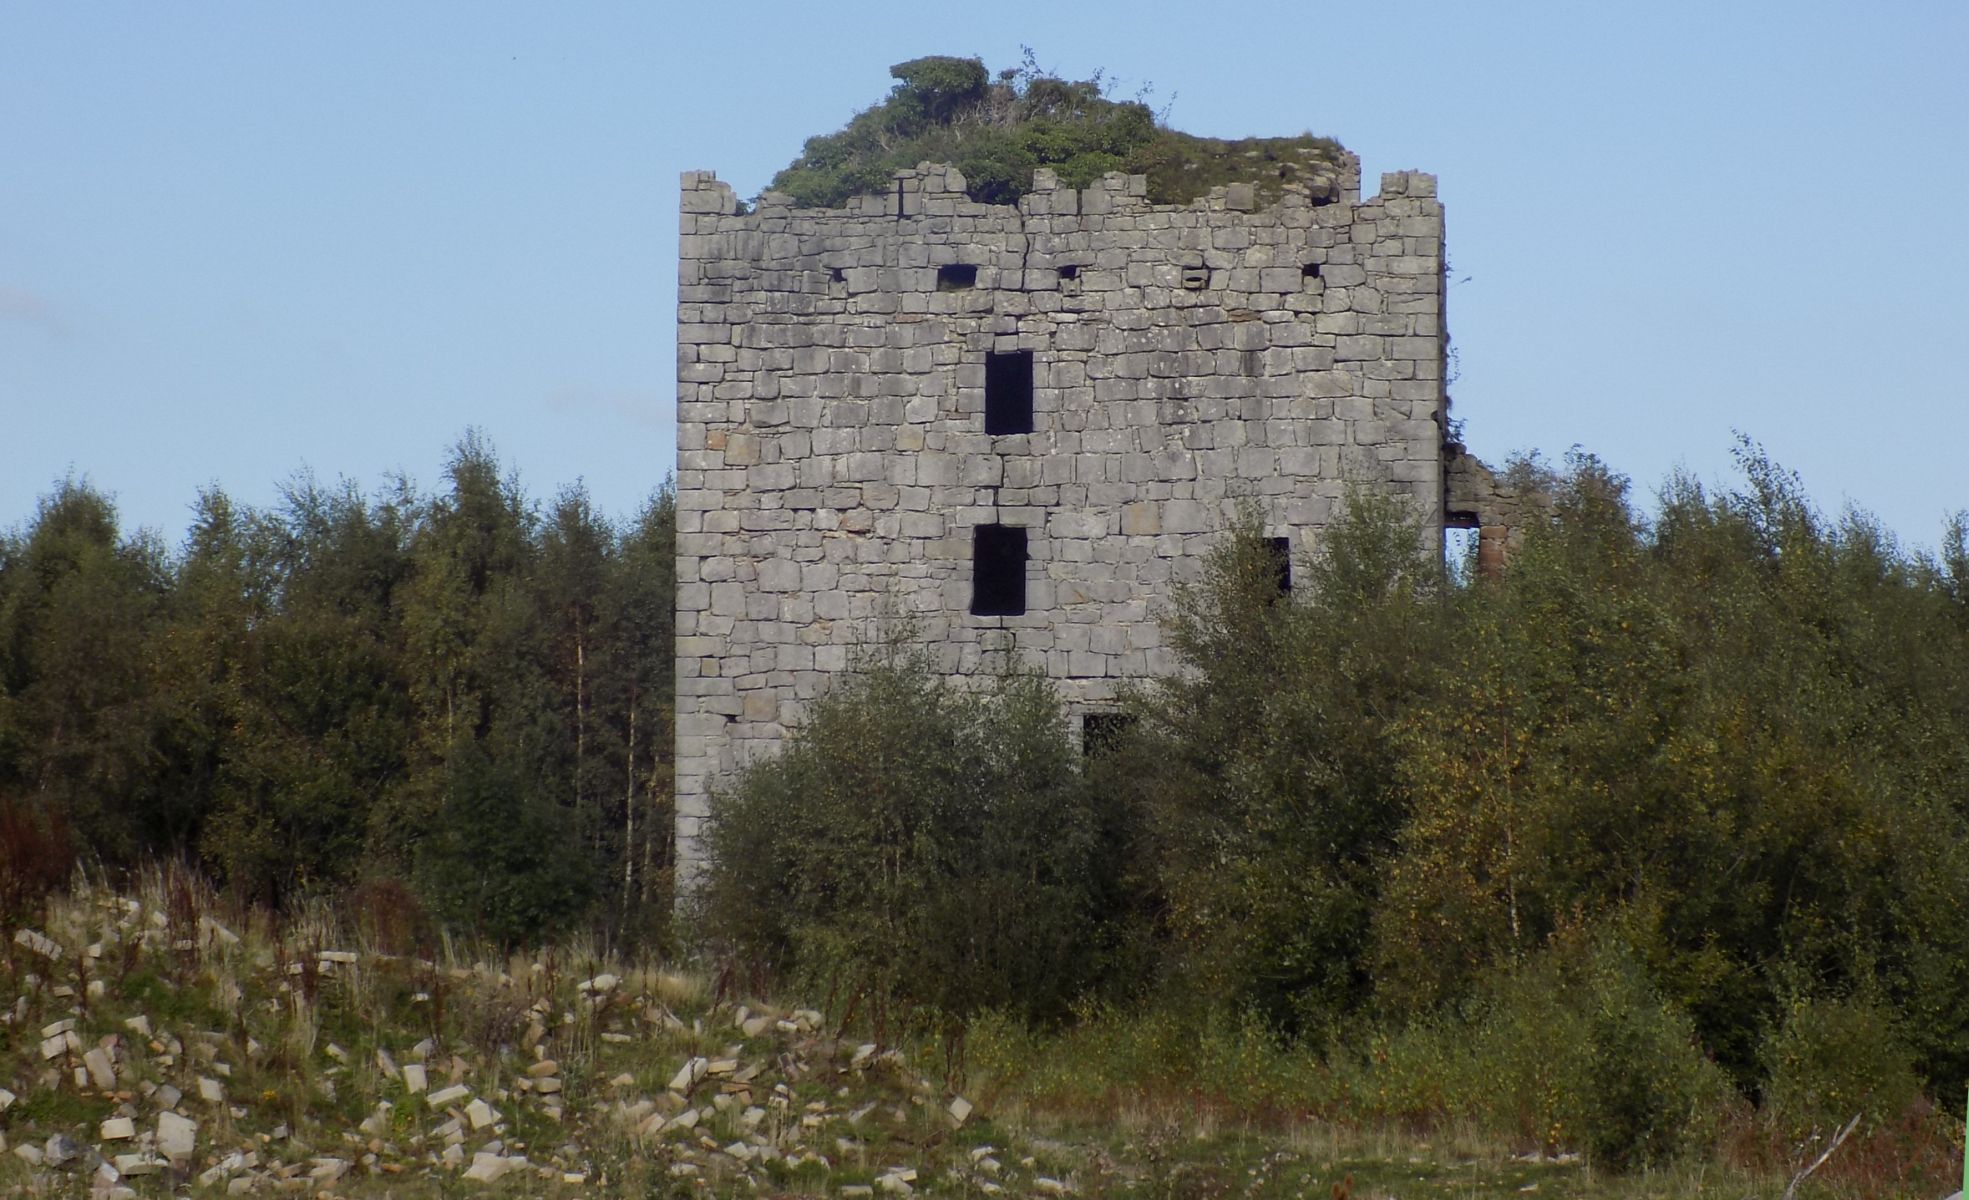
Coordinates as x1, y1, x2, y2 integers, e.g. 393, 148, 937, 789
767, 56, 1344, 209
700, 648, 1118, 1028
1450, 931, 1730, 1168
1760, 991, 1920, 1139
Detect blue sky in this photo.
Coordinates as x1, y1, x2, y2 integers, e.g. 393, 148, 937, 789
3, 2, 1964, 550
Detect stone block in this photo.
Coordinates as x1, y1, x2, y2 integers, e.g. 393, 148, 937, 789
1120, 502, 1161, 536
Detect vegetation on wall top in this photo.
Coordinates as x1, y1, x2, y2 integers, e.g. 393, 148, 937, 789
767, 52, 1346, 209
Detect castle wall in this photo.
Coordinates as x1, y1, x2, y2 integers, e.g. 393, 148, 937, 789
674, 162, 1447, 877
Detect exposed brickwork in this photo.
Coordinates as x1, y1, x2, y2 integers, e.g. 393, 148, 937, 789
675, 156, 1448, 877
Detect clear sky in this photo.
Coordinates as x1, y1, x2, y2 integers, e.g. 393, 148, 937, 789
4, 2, 1964, 552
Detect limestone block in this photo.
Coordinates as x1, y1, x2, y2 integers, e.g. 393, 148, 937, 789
157, 1112, 196, 1163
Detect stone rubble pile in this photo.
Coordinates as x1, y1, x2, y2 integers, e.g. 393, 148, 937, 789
0, 890, 1084, 1196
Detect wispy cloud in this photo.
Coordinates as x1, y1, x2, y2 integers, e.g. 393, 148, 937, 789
0, 286, 67, 337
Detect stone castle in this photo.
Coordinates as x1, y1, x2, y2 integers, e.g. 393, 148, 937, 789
674, 149, 1518, 875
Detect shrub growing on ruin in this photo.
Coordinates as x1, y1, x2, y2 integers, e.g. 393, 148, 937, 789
767, 53, 1342, 208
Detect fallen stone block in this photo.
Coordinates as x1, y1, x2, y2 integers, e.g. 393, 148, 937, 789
100, 1116, 137, 1140
401, 1063, 427, 1094
426, 1084, 470, 1106
15, 928, 62, 959
157, 1111, 197, 1162
113, 1153, 164, 1176
463, 1152, 523, 1182
84, 1046, 117, 1089
667, 1056, 708, 1093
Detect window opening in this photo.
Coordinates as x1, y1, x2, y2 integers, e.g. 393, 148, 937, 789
829, 267, 846, 284
1082, 712, 1138, 755
1056, 264, 1080, 280
1267, 536, 1292, 597
937, 264, 978, 291
984, 350, 1035, 435
1180, 266, 1209, 290
971, 525, 1028, 617
1301, 262, 1321, 283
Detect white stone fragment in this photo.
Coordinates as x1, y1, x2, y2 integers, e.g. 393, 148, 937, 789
84, 1046, 117, 1089
667, 1055, 708, 1093
464, 1152, 523, 1182
157, 1111, 196, 1162
14, 928, 62, 959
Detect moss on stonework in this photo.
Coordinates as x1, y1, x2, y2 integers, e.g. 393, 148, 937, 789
767, 54, 1346, 210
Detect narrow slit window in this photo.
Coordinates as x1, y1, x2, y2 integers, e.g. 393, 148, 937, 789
937, 264, 978, 291
984, 350, 1035, 435
1267, 536, 1292, 597
971, 524, 1027, 617
1082, 712, 1138, 755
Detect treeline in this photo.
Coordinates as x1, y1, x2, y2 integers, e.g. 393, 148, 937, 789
0, 433, 676, 946
705, 447, 1969, 1168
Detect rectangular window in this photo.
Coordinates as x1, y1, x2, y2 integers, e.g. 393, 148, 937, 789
1267, 536, 1292, 596
937, 263, 978, 290
971, 524, 1027, 616
1081, 712, 1137, 755
984, 350, 1035, 435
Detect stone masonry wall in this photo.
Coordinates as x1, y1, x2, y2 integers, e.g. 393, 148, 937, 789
675, 159, 1448, 877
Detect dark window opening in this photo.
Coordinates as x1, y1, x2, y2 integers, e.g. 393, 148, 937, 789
1301, 262, 1321, 282
1267, 536, 1292, 597
1082, 712, 1138, 755
1057, 264, 1080, 280
829, 267, 846, 284
937, 264, 978, 291
971, 524, 1028, 616
984, 350, 1035, 435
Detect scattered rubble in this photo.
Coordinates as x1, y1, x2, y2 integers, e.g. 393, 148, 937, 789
0, 880, 1072, 1198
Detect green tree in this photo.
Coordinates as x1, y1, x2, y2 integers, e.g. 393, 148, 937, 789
0, 481, 168, 860
1115, 494, 1450, 1040
703, 648, 1113, 1028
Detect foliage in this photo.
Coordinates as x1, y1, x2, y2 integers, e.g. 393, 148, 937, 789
0, 436, 677, 948
768, 53, 1343, 208
1760, 990, 1921, 1139
700, 647, 1118, 1028
1126, 494, 1448, 1042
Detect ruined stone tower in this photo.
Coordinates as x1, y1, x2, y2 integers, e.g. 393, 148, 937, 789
675, 153, 1461, 877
